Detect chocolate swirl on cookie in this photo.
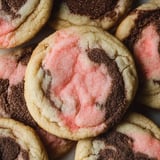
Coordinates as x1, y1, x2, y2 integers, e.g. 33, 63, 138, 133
42, 48, 126, 129
0, 46, 35, 127
0, 137, 29, 160
0, 45, 74, 159
124, 9, 160, 83
124, 9, 160, 51
87, 48, 126, 125
66, 0, 118, 19
1, 0, 27, 18
25, 26, 137, 140
97, 131, 157, 160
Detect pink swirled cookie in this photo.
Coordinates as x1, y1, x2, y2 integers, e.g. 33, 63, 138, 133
0, 45, 74, 159
25, 26, 138, 140
75, 113, 160, 160
116, 1, 160, 108
50, 0, 133, 30
0, 118, 48, 160
0, 0, 53, 48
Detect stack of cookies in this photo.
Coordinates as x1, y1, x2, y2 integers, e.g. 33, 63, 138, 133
0, 0, 159, 160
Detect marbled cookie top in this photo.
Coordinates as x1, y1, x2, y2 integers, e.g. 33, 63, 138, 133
50, 0, 133, 30
0, 45, 34, 119
0, 0, 52, 48
0, 0, 39, 37
25, 26, 137, 140
124, 9, 160, 82
75, 113, 160, 160
1, 0, 27, 18
116, 1, 160, 108
66, 0, 119, 19
93, 131, 158, 160
0, 45, 74, 159
0, 137, 29, 160
42, 46, 125, 130
0, 118, 48, 160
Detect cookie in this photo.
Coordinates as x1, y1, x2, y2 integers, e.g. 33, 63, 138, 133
25, 26, 138, 140
0, 0, 53, 48
116, 1, 160, 108
149, 0, 159, 5
0, 45, 74, 159
50, 0, 133, 30
0, 117, 48, 160
75, 113, 160, 160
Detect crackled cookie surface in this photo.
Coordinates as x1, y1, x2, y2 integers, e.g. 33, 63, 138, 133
0, 0, 52, 48
25, 26, 137, 140
75, 113, 160, 160
50, 0, 133, 30
0, 45, 74, 159
116, 1, 160, 108
0, 118, 48, 160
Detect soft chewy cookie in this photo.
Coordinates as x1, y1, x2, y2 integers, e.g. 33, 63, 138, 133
50, 0, 133, 30
25, 26, 138, 140
0, 45, 74, 159
0, 118, 48, 160
116, 1, 160, 108
0, 0, 53, 48
75, 113, 160, 160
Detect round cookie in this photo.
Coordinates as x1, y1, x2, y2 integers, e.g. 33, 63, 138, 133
75, 113, 160, 160
50, 0, 134, 30
116, 1, 160, 108
0, 45, 74, 159
0, 0, 53, 48
25, 26, 138, 140
0, 118, 48, 160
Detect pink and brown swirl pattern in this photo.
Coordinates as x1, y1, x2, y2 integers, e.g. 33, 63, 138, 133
0, 0, 52, 48
25, 26, 137, 140
116, 1, 160, 108
0, 118, 48, 160
50, 0, 133, 30
75, 113, 160, 160
0, 45, 74, 159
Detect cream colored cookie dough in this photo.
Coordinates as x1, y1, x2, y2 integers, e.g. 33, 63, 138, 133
0, 118, 48, 160
25, 26, 137, 140
125, 112, 160, 139
50, 0, 133, 30
0, 0, 53, 48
